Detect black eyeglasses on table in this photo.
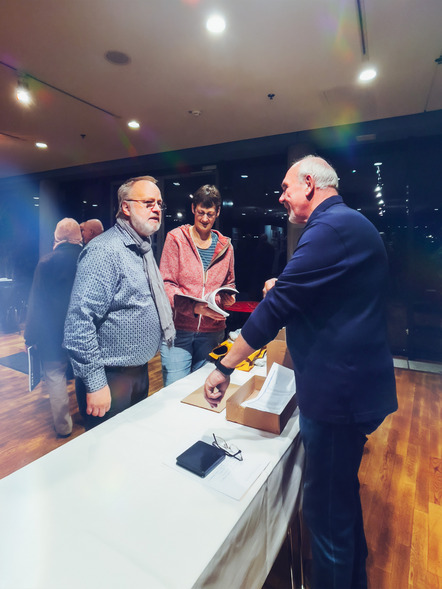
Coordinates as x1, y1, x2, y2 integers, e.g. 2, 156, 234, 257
212, 434, 243, 461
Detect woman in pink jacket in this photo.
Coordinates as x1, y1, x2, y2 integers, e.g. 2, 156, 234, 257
159, 185, 236, 386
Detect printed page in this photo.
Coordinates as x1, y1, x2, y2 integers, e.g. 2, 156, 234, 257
206, 286, 238, 317
241, 363, 295, 415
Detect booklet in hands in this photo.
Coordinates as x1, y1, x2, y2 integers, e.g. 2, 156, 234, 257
176, 441, 225, 477
177, 286, 238, 318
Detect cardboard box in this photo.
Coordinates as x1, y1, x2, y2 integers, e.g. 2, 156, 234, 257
226, 374, 297, 435
266, 328, 293, 373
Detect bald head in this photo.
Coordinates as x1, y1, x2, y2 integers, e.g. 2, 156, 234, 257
53, 218, 82, 249
280, 155, 339, 225
80, 219, 104, 245
294, 155, 339, 190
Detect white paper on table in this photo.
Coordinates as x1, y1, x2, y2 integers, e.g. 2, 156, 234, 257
164, 437, 270, 500
241, 363, 295, 415
203, 452, 269, 500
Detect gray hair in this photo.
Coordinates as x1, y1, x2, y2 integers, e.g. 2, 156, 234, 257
294, 155, 339, 190
116, 175, 158, 218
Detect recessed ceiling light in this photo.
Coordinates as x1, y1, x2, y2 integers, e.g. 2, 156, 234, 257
105, 51, 131, 65
35, 142, 47, 149
358, 67, 377, 82
206, 14, 226, 33
128, 120, 140, 129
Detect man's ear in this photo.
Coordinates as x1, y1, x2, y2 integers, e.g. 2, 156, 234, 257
121, 201, 131, 217
305, 175, 314, 199
191, 203, 195, 215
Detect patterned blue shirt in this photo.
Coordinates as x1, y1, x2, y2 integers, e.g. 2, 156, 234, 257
63, 224, 162, 392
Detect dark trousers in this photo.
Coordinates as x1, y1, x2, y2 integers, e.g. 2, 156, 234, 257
299, 413, 382, 589
76, 364, 149, 430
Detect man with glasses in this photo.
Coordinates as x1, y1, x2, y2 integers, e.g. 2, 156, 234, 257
160, 184, 235, 385
64, 176, 175, 429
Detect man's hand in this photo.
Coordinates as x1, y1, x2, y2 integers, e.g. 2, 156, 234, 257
194, 302, 225, 320
86, 385, 111, 417
204, 370, 230, 408
204, 333, 256, 407
263, 278, 278, 298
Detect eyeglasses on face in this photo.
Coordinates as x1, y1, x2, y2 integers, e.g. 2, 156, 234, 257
125, 199, 167, 211
212, 434, 243, 461
195, 209, 216, 220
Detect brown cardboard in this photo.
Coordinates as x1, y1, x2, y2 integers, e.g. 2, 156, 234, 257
181, 383, 240, 413
266, 328, 293, 373
226, 375, 297, 435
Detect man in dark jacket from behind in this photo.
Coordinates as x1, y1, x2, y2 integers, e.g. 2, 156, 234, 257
25, 218, 83, 437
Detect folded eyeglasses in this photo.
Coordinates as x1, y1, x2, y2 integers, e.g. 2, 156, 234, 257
212, 434, 243, 461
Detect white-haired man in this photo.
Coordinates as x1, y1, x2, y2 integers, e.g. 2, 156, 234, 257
204, 156, 398, 589
64, 176, 174, 430
25, 218, 83, 437
80, 218, 104, 245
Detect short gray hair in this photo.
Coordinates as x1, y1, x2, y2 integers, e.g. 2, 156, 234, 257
116, 175, 158, 218
294, 155, 339, 190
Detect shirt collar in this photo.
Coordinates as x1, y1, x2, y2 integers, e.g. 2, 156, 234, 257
306, 194, 343, 226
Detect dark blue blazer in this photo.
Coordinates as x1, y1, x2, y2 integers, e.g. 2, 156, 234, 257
242, 195, 397, 424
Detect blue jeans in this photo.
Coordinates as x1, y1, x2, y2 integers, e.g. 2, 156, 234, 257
299, 414, 383, 589
161, 329, 224, 386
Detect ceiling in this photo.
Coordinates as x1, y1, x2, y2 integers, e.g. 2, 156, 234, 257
1, 0, 441, 180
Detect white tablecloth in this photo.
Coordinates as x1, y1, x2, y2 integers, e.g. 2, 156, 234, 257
0, 364, 304, 589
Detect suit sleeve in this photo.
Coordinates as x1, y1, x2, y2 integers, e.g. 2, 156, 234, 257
241, 221, 347, 349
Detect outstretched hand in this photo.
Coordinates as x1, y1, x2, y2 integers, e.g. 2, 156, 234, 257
263, 277, 278, 298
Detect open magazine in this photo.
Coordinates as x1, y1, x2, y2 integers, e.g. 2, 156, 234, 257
177, 286, 238, 318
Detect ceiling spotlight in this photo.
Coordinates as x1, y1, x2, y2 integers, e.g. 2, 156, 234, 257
128, 120, 140, 129
35, 142, 48, 149
16, 77, 32, 105
206, 14, 226, 33
358, 67, 377, 82
105, 50, 131, 65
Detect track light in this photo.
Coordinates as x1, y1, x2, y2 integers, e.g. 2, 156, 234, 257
16, 76, 32, 105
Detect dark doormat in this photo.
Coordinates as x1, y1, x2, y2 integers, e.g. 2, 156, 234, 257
0, 352, 28, 374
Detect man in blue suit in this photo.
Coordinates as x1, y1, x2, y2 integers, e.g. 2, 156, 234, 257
204, 155, 397, 589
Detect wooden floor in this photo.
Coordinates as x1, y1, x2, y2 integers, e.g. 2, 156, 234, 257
0, 328, 441, 588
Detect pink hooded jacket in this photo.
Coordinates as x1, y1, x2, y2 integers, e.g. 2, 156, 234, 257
159, 225, 235, 333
